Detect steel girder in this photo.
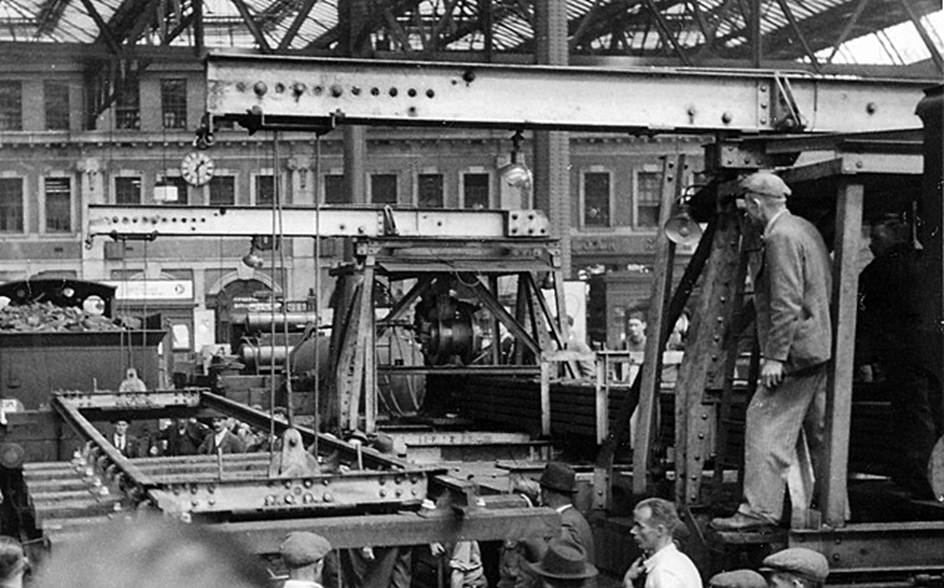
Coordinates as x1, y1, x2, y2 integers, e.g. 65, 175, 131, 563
85, 204, 550, 242
205, 53, 932, 134
34, 391, 559, 552
791, 522, 944, 576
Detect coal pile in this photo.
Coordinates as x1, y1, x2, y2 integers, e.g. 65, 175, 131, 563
0, 301, 123, 332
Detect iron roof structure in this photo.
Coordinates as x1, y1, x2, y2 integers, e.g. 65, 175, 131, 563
0, 0, 941, 76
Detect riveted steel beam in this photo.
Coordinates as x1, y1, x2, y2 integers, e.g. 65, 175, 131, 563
85, 205, 549, 242
217, 506, 561, 552
206, 53, 931, 134
791, 522, 944, 574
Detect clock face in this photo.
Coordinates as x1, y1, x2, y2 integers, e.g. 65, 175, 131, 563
180, 152, 215, 186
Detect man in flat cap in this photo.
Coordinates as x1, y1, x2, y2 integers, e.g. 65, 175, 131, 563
708, 570, 766, 588
280, 531, 332, 588
539, 462, 595, 564
760, 547, 828, 588
525, 537, 597, 588
713, 171, 833, 531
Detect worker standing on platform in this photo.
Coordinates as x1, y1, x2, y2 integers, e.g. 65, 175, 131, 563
857, 207, 943, 499
712, 171, 832, 531
280, 532, 332, 588
539, 463, 595, 564
623, 498, 701, 588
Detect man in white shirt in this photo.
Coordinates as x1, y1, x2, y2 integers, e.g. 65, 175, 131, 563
623, 498, 702, 588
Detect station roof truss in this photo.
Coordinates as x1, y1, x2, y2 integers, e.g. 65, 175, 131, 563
1, 0, 941, 77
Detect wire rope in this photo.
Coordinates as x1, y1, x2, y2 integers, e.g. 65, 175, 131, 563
312, 134, 322, 456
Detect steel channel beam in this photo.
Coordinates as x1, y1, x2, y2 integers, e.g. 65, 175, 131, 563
56, 390, 202, 410
199, 392, 412, 470
791, 522, 944, 573
216, 507, 561, 552
51, 395, 156, 488
147, 467, 430, 515
205, 54, 931, 134
86, 205, 548, 241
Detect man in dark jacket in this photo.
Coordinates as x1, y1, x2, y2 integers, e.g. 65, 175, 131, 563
111, 420, 142, 458
156, 418, 209, 456
539, 462, 595, 565
857, 208, 943, 498
199, 416, 245, 455
713, 171, 833, 530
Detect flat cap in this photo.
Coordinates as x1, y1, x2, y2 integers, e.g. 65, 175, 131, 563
740, 171, 791, 199
761, 547, 829, 583
709, 569, 767, 588
280, 532, 331, 567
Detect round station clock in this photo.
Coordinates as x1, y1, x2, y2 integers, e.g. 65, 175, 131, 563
180, 151, 215, 186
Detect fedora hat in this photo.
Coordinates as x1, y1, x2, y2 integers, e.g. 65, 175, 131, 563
525, 538, 597, 580
539, 462, 577, 494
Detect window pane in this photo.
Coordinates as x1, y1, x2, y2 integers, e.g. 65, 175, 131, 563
371, 174, 397, 205
0, 82, 22, 131
209, 176, 235, 206
636, 171, 663, 228
583, 172, 610, 227
417, 173, 444, 208
115, 79, 140, 130
0, 178, 24, 233
115, 177, 141, 204
324, 174, 345, 204
463, 173, 489, 209
44, 81, 70, 131
45, 177, 71, 233
255, 175, 275, 206
161, 79, 187, 129
157, 176, 189, 205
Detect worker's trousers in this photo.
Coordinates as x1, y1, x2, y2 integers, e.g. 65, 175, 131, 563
738, 364, 827, 523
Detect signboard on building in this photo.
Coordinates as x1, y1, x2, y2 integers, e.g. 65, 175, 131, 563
106, 280, 194, 300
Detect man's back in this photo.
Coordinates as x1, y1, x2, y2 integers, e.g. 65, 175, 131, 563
560, 506, 595, 564
754, 211, 832, 372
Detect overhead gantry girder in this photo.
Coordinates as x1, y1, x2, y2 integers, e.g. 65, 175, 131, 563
204, 53, 931, 135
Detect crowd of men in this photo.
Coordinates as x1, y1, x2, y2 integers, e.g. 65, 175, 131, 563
108, 410, 289, 459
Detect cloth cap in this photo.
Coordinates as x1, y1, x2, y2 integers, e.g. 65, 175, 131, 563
709, 569, 767, 588
761, 548, 829, 583
740, 171, 791, 200
372, 433, 395, 454
280, 532, 331, 568
524, 538, 597, 580
539, 462, 577, 494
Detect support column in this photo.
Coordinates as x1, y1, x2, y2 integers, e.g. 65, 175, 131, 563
77, 157, 105, 280
533, 1, 571, 277
340, 0, 370, 206
823, 181, 863, 527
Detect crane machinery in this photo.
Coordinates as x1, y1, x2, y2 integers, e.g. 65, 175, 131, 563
30, 52, 944, 584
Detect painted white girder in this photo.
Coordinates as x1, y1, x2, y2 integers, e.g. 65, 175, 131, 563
206, 53, 933, 134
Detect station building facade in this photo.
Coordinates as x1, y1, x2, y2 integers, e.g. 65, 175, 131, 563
0, 46, 703, 354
